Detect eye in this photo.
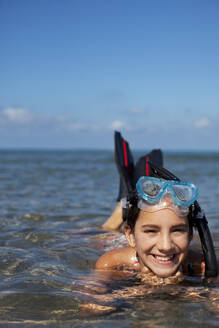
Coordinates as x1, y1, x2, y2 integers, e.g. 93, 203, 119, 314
172, 227, 187, 233
143, 229, 157, 234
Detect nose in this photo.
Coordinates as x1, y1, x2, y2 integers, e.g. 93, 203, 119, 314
157, 232, 173, 252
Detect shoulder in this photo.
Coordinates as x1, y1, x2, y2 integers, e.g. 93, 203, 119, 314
95, 247, 136, 270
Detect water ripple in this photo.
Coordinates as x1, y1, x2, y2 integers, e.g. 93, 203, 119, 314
0, 150, 218, 326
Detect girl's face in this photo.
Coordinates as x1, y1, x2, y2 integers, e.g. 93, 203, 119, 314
125, 208, 190, 278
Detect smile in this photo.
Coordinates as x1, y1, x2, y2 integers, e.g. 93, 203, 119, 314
152, 254, 176, 264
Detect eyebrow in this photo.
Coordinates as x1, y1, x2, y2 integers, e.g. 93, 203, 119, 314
141, 225, 159, 229
172, 224, 188, 228
141, 224, 188, 229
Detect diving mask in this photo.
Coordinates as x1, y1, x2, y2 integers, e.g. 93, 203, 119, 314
135, 176, 198, 217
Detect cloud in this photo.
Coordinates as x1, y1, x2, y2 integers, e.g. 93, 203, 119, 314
109, 120, 128, 130
0, 107, 102, 133
0, 106, 218, 150
194, 117, 211, 128
0, 107, 34, 124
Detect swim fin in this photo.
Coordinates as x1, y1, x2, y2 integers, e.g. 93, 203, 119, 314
114, 131, 135, 200
135, 149, 163, 183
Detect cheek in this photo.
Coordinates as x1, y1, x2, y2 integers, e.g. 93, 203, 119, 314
134, 233, 156, 251
175, 234, 190, 250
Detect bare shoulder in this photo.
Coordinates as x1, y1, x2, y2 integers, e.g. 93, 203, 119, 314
95, 247, 136, 270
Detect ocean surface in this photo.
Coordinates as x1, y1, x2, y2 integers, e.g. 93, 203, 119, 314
0, 149, 218, 327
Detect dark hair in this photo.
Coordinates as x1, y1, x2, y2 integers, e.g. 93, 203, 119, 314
123, 204, 140, 231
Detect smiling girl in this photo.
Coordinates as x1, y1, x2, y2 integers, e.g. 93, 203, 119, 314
96, 179, 201, 279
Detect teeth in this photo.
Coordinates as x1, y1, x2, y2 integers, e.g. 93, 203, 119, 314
154, 255, 174, 261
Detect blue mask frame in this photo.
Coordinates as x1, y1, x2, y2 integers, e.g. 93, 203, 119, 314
136, 176, 198, 207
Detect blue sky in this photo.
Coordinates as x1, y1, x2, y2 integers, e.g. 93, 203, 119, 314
0, 0, 219, 150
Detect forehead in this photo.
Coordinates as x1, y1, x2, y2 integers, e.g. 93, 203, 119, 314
136, 208, 188, 227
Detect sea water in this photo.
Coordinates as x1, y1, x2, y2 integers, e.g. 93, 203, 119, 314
0, 150, 218, 327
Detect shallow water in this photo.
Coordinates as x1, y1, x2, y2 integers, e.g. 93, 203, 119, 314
0, 150, 218, 327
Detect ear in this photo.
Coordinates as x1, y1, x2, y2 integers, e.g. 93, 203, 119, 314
124, 224, 136, 248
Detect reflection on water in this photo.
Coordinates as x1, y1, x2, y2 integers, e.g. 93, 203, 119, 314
0, 150, 218, 327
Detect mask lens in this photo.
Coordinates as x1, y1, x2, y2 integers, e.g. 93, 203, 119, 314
136, 177, 198, 208
172, 184, 194, 204
141, 180, 162, 198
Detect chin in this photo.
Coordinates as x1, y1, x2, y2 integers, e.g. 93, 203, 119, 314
145, 254, 184, 278
150, 265, 180, 278
155, 271, 177, 278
